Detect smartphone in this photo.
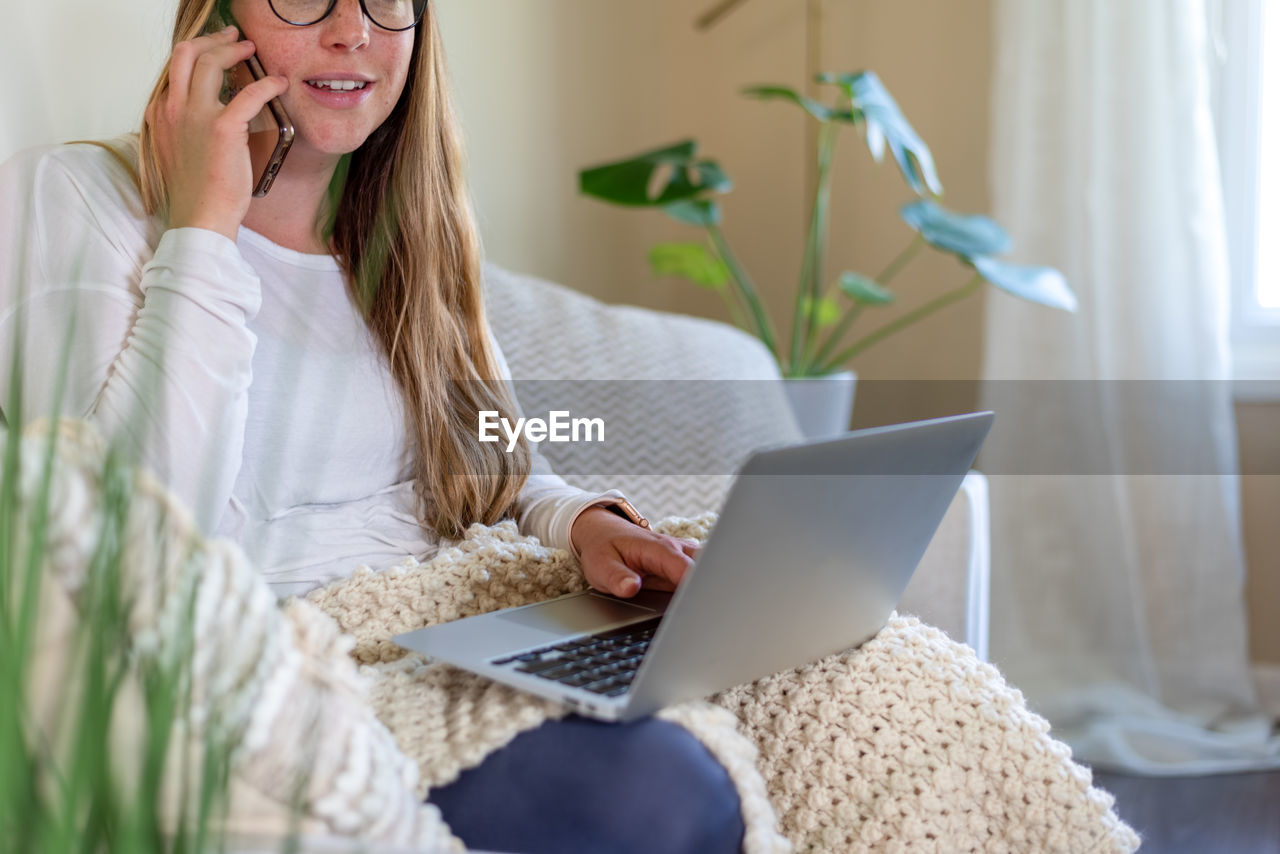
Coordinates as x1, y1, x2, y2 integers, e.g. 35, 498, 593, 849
241, 54, 295, 197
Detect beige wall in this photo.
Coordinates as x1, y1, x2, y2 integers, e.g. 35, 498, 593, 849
1238, 404, 1280, 663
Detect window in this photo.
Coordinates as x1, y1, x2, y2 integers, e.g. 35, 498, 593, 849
1217, 0, 1280, 393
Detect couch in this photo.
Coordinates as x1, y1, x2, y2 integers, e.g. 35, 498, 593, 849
482, 262, 991, 658
18, 264, 1008, 854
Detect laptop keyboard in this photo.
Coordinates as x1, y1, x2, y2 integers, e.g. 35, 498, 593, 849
490, 617, 662, 698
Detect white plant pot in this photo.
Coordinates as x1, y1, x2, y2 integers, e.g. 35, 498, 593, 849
783, 370, 857, 439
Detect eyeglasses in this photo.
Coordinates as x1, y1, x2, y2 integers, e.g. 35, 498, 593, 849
267, 0, 427, 32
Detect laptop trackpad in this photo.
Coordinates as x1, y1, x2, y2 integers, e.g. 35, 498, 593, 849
497, 593, 658, 635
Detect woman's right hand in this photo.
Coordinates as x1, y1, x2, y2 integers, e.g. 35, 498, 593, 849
145, 25, 290, 241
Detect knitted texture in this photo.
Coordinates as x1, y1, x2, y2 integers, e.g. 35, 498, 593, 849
15, 420, 463, 852
482, 262, 803, 520
306, 516, 1140, 854
304, 520, 791, 854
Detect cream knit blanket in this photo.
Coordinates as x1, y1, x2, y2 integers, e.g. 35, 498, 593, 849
307, 518, 1141, 854
20, 421, 1139, 853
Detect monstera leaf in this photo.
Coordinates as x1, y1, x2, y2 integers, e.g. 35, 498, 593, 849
579, 140, 732, 207
648, 242, 730, 289
741, 85, 857, 124
820, 71, 943, 197
901, 200, 1012, 259
837, 272, 895, 305
972, 257, 1078, 312
663, 199, 722, 228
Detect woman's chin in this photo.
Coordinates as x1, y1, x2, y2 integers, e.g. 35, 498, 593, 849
293, 127, 374, 160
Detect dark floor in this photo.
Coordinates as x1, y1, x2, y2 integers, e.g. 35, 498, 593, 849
1091, 769, 1280, 853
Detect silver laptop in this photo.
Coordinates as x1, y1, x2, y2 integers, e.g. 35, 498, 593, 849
393, 411, 993, 722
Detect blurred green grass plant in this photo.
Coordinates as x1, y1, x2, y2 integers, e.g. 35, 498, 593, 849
0, 305, 236, 851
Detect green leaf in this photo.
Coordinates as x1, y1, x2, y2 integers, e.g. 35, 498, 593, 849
800, 295, 841, 327
819, 71, 942, 196
648, 242, 731, 290
837, 272, 895, 305
742, 85, 842, 122
663, 199, 722, 227
900, 200, 1011, 259
692, 160, 732, 195
972, 256, 1077, 312
579, 140, 732, 207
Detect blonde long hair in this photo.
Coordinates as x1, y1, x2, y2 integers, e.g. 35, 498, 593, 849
134, 0, 532, 537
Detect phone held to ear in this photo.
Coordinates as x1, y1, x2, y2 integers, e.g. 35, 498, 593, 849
241, 53, 294, 197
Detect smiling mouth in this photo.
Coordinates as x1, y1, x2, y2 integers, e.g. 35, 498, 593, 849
305, 80, 370, 91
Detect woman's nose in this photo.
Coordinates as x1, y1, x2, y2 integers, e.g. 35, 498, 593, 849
321, 0, 371, 50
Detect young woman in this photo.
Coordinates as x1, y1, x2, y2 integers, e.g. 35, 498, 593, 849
0, 0, 744, 850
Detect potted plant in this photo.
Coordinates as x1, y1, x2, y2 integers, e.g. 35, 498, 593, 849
578, 71, 1076, 436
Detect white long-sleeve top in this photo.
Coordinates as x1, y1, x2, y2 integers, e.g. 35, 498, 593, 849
0, 137, 622, 598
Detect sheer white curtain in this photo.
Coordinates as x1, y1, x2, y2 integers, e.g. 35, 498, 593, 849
984, 0, 1280, 773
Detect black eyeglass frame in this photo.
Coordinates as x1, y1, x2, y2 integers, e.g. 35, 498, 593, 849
266, 0, 428, 32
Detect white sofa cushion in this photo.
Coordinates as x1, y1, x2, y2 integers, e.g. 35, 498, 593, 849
483, 262, 802, 518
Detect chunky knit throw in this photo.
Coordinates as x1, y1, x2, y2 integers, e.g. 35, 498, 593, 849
307, 517, 1140, 854
21, 421, 1139, 852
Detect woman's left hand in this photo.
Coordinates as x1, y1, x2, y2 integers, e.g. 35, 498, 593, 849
570, 507, 701, 598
